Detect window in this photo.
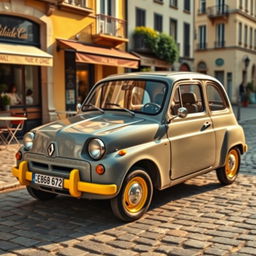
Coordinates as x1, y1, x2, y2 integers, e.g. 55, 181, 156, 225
245, 25, 248, 47
171, 84, 204, 115
154, 13, 163, 32
184, 0, 190, 12
100, 0, 115, 16
251, 0, 253, 15
199, 0, 206, 14
170, 18, 177, 41
239, 22, 242, 45
136, 8, 146, 27
245, 0, 248, 11
206, 84, 227, 111
87, 80, 167, 115
240, 0, 243, 9
216, 23, 225, 48
170, 0, 178, 8
183, 23, 190, 57
254, 29, 256, 49
250, 27, 253, 48
199, 25, 206, 49
154, 0, 163, 4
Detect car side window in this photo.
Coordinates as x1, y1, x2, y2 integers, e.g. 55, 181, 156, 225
171, 84, 204, 115
206, 84, 227, 111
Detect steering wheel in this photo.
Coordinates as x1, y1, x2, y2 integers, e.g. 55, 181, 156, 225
142, 103, 161, 114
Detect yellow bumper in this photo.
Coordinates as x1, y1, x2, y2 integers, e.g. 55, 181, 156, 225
12, 161, 117, 198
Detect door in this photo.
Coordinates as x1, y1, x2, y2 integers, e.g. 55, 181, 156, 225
168, 81, 216, 179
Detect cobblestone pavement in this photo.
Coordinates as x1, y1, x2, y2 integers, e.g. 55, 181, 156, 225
0, 120, 256, 256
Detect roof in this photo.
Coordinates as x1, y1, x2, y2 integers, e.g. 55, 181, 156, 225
101, 71, 220, 84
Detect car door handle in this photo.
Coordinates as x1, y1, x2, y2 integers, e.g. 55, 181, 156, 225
202, 121, 211, 129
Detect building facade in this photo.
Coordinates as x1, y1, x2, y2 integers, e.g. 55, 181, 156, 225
127, 0, 194, 71
195, 0, 256, 103
0, 0, 138, 131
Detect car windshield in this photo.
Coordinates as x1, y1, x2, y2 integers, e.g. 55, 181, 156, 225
83, 79, 167, 115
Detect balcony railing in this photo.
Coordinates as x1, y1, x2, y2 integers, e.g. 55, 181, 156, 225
96, 14, 126, 38
197, 42, 207, 50
207, 5, 229, 18
215, 41, 225, 48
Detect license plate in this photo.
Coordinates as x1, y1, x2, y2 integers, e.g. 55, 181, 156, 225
33, 173, 63, 189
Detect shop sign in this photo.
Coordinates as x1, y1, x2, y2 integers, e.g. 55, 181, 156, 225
0, 54, 52, 66
0, 15, 40, 46
215, 58, 224, 66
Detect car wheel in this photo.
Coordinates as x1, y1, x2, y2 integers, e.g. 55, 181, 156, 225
26, 186, 57, 201
216, 147, 240, 185
111, 168, 153, 222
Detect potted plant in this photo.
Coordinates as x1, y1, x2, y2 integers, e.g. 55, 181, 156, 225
1, 94, 11, 111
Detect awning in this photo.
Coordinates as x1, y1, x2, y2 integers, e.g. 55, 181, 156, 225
132, 52, 171, 69
58, 39, 139, 69
0, 43, 53, 66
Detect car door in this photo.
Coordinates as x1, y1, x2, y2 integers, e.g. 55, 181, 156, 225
168, 81, 216, 180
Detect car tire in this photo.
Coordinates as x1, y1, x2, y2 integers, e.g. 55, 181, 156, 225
111, 168, 153, 222
26, 186, 57, 201
216, 147, 241, 185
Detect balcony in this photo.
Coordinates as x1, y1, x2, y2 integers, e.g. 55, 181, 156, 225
92, 14, 128, 47
207, 5, 229, 21
214, 41, 225, 48
58, 0, 93, 16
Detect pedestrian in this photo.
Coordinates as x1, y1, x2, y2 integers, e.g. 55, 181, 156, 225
239, 81, 245, 103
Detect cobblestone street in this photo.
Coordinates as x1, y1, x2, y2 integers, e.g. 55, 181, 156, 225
0, 118, 256, 256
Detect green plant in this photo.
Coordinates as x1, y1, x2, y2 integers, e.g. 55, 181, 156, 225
133, 27, 179, 64
247, 81, 254, 92
153, 33, 179, 64
133, 26, 158, 50
0, 83, 7, 93
1, 94, 10, 106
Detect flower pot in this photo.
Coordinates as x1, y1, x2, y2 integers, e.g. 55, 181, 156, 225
3, 105, 10, 111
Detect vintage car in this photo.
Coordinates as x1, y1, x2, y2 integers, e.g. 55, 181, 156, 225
12, 72, 247, 221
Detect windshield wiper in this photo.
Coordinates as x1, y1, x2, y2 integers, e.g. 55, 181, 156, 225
83, 103, 104, 113
105, 103, 135, 116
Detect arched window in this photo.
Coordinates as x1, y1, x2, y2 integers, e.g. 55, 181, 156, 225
197, 61, 207, 74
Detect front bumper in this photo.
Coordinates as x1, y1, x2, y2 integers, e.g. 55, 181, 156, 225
12, 161, 117, 198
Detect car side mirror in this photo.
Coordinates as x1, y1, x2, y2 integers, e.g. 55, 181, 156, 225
177, 107, 188, 118
76, 103, 82, 113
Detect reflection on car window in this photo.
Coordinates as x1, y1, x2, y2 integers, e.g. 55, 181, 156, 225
206, 84, 227, 111
84, 80, 167, 115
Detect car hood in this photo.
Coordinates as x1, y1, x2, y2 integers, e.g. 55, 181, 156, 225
30, 112, 166, 159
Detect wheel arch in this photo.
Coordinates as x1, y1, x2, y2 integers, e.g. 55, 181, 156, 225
128, 159, 162, 190
219, 143, 243, 167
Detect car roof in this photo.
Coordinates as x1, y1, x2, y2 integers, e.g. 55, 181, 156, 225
102, 71, 220, 84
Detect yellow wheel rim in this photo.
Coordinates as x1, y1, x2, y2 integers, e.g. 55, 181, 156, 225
225, 149, 239, 179
123, 176, 148, 213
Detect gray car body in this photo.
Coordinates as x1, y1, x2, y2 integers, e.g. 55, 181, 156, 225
18, 72, 247, 199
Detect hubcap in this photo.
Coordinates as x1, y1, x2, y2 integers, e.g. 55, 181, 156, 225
123, 176, 148, 213
225, 149, 239, 179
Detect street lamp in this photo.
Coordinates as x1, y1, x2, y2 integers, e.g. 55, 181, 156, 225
244, 56, 250, 70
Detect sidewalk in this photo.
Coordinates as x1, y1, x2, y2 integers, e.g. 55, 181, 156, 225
0, 145, 20, 191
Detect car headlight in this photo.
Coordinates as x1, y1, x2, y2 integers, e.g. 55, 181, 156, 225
23, 132, 35, 150
88, 138, 105, 160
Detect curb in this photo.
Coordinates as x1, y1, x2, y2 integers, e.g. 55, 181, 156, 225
0, 181, 23, 193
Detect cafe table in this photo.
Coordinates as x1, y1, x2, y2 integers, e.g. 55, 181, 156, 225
0, 116, 27, 145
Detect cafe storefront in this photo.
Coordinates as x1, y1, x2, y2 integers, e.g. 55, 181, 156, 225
0, 15, 52, 131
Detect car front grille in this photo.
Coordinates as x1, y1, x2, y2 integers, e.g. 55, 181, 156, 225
24, 153, 91, 182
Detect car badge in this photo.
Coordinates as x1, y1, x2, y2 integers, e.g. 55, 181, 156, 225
48, 143, 55, 157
